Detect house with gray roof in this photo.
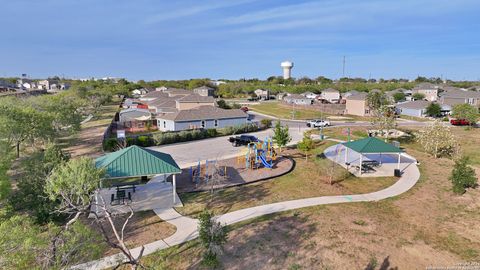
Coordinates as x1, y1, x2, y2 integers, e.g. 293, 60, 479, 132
439, 89, 480, 107
193, 86, 215, 97
412, 83, 439, 101
156, 106, 248, 131
394, 100, 431, 117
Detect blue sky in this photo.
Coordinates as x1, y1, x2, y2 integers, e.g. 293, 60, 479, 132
1, 0, 480, 81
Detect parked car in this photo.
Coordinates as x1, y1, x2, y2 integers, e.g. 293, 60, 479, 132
450, 119, 470, 126
228, 135, 258, 147
306, 119, 331, 128
240, 106, 249, 112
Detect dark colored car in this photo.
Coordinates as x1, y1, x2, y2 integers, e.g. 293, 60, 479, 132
240, 106, 249, 112
450, 119, 470, 126
228, 135, 258, 146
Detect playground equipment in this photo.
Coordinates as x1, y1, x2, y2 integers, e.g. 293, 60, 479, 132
190, 159, 228, 186
245, 137, 277, 169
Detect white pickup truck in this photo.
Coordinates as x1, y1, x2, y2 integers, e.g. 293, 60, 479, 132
306, 119, 331, 128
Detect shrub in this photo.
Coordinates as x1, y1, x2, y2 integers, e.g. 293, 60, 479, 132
260, 118, 273, 128
126, 137, 135, 146
136, 136, 151, 147
103, 138, 118, 151
450, 156, 477, 194
207, 128, 218, 137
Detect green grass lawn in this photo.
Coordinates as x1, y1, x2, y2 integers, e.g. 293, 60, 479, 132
249, 101, 332, 120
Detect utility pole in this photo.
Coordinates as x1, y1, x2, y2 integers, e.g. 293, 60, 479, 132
342, 56, 346, 77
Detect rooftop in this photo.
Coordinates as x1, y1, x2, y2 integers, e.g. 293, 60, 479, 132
395, 100, 430, 110
95, 145, 181, 178
157, 106, 247, 121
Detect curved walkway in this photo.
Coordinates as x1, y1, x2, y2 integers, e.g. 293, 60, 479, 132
73, 145, 420, 270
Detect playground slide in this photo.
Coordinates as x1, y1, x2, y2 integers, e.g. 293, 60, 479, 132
259, 155, 273, 168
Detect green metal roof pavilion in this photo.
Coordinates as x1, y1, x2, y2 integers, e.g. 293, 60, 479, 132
341, 137, 404, 175
342, 137, 403, 154
95, 145, 181, 179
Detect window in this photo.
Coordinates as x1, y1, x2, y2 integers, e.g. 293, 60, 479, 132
468, 98, 474, 105
163, 121, 166, 128
201, 120, 206, 128
365, 109, 370, 114
214, 119, 218, 127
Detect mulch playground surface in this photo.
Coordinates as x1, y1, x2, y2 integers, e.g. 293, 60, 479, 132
175, 155, 294, 193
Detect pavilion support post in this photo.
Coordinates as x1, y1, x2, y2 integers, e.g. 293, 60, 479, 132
359, 154, 363, 175
344, 146, 349, 164
397, 153, 401, 170
379, 153, 382, 165
172, 174, 176, 204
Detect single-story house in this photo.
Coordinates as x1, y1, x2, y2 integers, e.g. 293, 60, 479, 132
386, 88, 412, 103
320, 88, 340, 103
193, 86, 215, 97
283, 94, 314, 105
412, 83, 439, 101
439, 89, 480, 107
156, 106, 248, 132
345, 93, 371, 116
394, 100, 430, 117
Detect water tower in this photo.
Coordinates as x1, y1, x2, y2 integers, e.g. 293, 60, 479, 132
280, 61, 293, 79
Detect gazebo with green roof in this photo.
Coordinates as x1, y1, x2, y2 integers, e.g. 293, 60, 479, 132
95, 145, 181, 202
341, 137, 403, 175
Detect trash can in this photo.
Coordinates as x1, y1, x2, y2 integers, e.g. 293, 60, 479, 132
394, 169, 402, 177
320, 134, 324, 140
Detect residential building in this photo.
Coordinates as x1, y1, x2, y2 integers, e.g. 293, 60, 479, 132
156, 106, 248, 132
394, 100, 430, 117
16, 79, 37, 90
412, 83, 439, 101
277, 92, 288, 100
320, 88, 340, 103
386, 88, 412, 103
439, 89, 480, 107
175, 95, 215, 110
132, 88, 151, 96
345, 93, 371, 116
254, 89, 270, 100
283, 94, 313, 105
193, 86, 215, 97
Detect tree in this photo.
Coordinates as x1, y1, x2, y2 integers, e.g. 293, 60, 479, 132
198, 210, 228, 268
0, 100, 54, 157
450, 156, 477, 194
366, 91, 388, 111
0, 214, 103, 269
9, 143, 69, 224
272, 121, 291, 152
392, 92, 406, 103
412, 93, 425, 100
452, 104, 479, 126
425, 102, 442, 118
260, 118, 272, 128
45, 158, 145, 269
415, 121, 458, 158
297, 131, 315, 160
216, 99, 230, 109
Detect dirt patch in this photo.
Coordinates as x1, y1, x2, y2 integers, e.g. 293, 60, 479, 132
87, 210, 176, 256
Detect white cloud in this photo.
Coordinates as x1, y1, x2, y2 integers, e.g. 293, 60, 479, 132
143, 0, 255, 25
